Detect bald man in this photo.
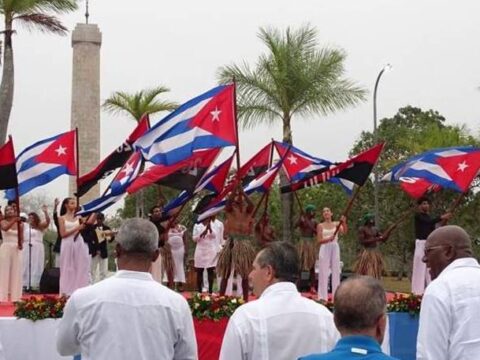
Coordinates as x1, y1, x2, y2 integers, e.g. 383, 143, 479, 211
417, 225, 480, 360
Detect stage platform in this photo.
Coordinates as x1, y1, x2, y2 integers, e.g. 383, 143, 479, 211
0, 291, 400, 360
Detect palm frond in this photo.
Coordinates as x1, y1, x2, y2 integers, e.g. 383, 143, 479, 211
102, 86, 177, 122
11, 0, 77, 15
14, 13, 67, 34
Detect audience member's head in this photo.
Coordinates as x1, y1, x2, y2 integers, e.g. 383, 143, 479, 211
423, 225, 473, 280
249, 241, 299, 297
333, 276, 387, 344
115, 218, 159, 272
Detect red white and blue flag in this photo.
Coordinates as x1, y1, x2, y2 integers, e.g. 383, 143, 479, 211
77, 151, 143, 216
134, 84, 236, 166
197, 157, 285, 222
382, 146, 480, 198
6, 130, 76, 200
77, 115, 150, 197
274, 141, 354, 194
126, 148, 221, 194
162, 151, 235, 219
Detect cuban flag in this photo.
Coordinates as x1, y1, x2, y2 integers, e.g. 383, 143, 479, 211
134, 84, 236, 166
382, 146, 480, 197
162, 152, 235, 219
77, 151, 143, 216
197, 158, 284, 222
274, 141, 354, 194
6, 130, 76, 200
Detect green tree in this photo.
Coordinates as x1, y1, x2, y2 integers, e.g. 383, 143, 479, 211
103, 86, 178, 216
217, 25, 366, 241
0, 0, 78, 144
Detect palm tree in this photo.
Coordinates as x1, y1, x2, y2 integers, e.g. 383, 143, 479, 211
103, 86, 178, 122
103, 86, 178, 216
0, 0, 78, 144
218, 25, 367, 241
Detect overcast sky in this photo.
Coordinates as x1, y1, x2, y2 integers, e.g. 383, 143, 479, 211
7, 0, 480, 212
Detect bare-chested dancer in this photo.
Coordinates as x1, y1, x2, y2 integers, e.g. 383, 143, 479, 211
295, 204, 318, 292
217, 186, 256, 302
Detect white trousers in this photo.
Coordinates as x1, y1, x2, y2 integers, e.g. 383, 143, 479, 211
411, 239, 431, 294
90, 256, 108, 283
0, 243, 22, 302
317, 242, 340, 300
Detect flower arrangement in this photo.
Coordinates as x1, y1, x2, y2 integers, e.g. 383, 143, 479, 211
188, 293, 244, 321
387, 293, 422, 316
14, 295, 68, 321
316, 298, 335, 312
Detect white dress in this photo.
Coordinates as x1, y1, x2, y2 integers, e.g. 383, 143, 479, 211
22, 225, 45, 288
59, 218, 91, 296
193, 223, 218, 269
317, 226, 341, 300
0, 228, 22, 301
167, 226, 186, 283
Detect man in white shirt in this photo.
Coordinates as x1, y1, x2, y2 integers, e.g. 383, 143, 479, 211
56, 218, 197, 360
220, 241, 339, 360
417, 225, 480, 360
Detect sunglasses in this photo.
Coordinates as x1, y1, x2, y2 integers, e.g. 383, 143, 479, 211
423, 245, 448, 257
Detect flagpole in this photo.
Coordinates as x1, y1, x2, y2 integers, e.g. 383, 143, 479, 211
232, 79, 241, 172
332, 185, 362, 238
9, 135, 22, 250
75, 127, 80, 207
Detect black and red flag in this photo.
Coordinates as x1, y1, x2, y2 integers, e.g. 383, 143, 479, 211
127, 148, 221, 194
76, 115, 150, 197
281, 143, 385, 193
210, 141, 273, 203
0, 138, 18, 190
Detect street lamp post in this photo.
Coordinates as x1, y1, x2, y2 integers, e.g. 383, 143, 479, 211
373, 63, 392, 228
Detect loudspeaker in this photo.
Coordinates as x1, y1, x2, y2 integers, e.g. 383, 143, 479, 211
40, 267, 60, 294
297, 271, 311, 292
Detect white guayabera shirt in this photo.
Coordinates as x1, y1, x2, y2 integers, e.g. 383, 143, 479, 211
417, 258, 480, 360
220, 282, 339, 360
56, 270, 197, 360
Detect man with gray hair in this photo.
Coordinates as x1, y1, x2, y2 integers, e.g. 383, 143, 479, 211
220, 241, 338, 360
417, 225, 480, 360
56, 218, 197, 360
300, 276, 397, 360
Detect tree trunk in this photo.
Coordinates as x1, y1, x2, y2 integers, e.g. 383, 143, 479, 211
0, 20, 15, 145
281, 117, 294, 242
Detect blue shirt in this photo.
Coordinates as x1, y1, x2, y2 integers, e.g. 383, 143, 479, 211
299, 335, 399, 360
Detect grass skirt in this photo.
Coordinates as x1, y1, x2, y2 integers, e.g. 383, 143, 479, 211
160, 243, 174, 275
353, 247, 385, 279
216, 237, 256, 279
297, 238, 316, 271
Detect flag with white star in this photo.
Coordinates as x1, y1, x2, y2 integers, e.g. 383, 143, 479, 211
382, 146, 480, 198
5, 130, 77, 200
134, 84, 236, 166
76, 151, 143, 216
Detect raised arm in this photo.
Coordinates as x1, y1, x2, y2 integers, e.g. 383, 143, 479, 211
38, 204, 51, 231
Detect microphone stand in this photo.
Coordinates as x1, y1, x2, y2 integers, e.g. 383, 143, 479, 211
27, 222, 33, 293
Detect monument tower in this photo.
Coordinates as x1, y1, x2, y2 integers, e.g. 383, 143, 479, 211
69, 1, 102, 204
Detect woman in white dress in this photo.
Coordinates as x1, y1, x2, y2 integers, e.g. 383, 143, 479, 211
193, 218, 218, 293
0, 205, 23, 302
167, 220, 187, 291
316, 207, 347, 300
23, 206, 50, 290
58, 198, 92, 296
